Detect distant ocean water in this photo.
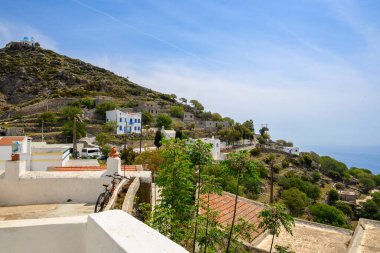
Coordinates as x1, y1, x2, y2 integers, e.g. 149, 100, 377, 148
301, 146, 380, 175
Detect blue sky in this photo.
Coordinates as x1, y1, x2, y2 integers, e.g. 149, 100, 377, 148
1, 0, 380, 148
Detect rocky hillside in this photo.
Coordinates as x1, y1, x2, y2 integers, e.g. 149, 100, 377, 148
0, 42, 175, 117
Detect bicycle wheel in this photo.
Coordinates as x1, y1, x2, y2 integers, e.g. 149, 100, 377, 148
102, 192, 111, 210
95, 192, 106, 213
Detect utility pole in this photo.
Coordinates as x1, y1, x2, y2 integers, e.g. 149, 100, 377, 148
73, 117, 77, 159
270, 164, 274, 204
41, 120, 44, 142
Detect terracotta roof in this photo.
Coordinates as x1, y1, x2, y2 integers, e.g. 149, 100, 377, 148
0, 136, 26, 146
200, 192, 264, 239
53, 165, 137, 172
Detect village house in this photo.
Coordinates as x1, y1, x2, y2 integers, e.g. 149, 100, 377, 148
183, 112, 195, 122
282, 146, 300, 155
136, 101, 160, 116
161, 126, 176, 139
200, 136, 221, 160
106, 110, 142, 134
338, 190, 358, 203
197, 120, 230, 131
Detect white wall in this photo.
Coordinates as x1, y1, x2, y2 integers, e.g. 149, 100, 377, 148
106, 110, 142, 134
0, 211, 188, 253
0, 158, 151, 206
0, 216, 87, 253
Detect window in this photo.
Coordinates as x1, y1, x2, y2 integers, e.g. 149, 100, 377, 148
130, 119, 133, 124
119, 126, 122, 131
120, 118, 122, 122
138, 119, 140, 123
134, 126, 137, 131
135, 118, 137, 123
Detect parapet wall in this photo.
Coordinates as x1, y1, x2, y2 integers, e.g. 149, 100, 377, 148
0, 210, 188, 253
0, 158, 151, 206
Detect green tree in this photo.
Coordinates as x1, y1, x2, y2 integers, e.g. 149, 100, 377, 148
335, 201, 354, 219
319, 156, 348, 180
156, 113, 172, 129
259, 126, 269, 137
134, 150, 163, 183
154, 129, 163, 149
310, 203, 350, 228
358, 173, 376, 193
95, 132, 115, 147
225, 150, 259, 252
38, 112, 57, 141
170, 106, 184, 118
311, 171, 321, 183
80, 97, 95, 108
179, 97, 187, 104
281, 188, 310, 216
190, 99, 204, 111
211, 113, 223, 122
152, 139, 195, 243
121, 147, 136, 165
102, 121, 118, 133
188, 140, 213, 253
279, 173, 320, 200
95, 101, 116, 118
258, 203, 295, 253
300, 154, 313, 168
61, 106, 83, 158
142, 111, 154, 125
328, 189, 339, 205
175, 129, 184, 139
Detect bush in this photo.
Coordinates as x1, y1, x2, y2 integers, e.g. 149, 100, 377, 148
328, 189, 339, 205
279, 173, 321, 200
319, 156, 348, 180
311, 171, 321, 183
250, 147, 261, 156
281, 187, 310, 216
358, 173, 376, 193
310, 203, 350, 228
170, 106, 184, 118
80, 97, 95, 108
257, 135, 266, 144
335, 201, 354, 219
300, 154, 313, 168
96, 101, 116, 118
281, 159, 290, 168
155, 114, 172, 129
142, 111, 154, 125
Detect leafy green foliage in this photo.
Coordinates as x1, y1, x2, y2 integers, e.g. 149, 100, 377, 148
154, 129, 163, 149
319, 156, 348, 180
101, 121, 117, 133
258, 203, 295, 253
250, 147, 261, 156
170, 105, 184, 118
62, 120, 86, 139
38, 112, 57, 124
80, 97, 95, 108
360, 192, 380, 220
299, 154, 313, 168
335, 201, 354, 219
95, 101, 116, 118
281, 187, 310, 216
310, 203, 350, 228
152, 139, 195, 242
61, 106, 82, 120
279, 173, 320, 200
155, 113, 172, 129
142, 111, 154, 125
328, 189, 339, 205
190, 99, 204, 111
95, 132, 115, 146
120, 147, 136, 165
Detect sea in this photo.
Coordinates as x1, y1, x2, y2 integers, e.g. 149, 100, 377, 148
301, 146, 380, 175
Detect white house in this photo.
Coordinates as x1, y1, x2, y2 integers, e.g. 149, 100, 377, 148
282, 146, 299, 155
201, 137, 221, 160
106, 110, 142, 134
161, 127, 176, 139
0, 136, 72, 171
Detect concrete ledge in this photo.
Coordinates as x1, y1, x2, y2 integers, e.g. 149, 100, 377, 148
122, 177, 140, 214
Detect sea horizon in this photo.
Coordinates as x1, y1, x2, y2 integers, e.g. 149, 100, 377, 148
301, 145, 380, 175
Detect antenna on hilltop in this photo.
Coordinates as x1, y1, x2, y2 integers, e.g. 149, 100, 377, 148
261, 123, 269, 128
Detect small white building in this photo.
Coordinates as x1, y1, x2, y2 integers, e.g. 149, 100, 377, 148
0, 136, 71, 171
201, 137, 221, 160
161, 127, 176, 139
282, 146, 299, 155
106, 110, 142, 134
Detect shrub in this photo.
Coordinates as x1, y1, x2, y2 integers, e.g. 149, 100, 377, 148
281, 187, 310, 216
80, 97, 95, 108
142, 111, 154, 125
319, 156, 348, 180
300, 154, 313, 168
281, 159, 290, 168
96, 101, 116, 118
311, 171, 321, 183
328, 189, 339, 205
279, 173, 321, 200
155, 114, 172, 129
310, 203, 350, 228
335, 201, 354, 219
170, 106, 184, 118
250, 147, 261, 156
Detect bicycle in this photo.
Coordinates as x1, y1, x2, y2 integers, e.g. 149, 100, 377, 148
94, 172, 130, 213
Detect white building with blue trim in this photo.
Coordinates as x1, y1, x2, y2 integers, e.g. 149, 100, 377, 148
106, 110, 142, 134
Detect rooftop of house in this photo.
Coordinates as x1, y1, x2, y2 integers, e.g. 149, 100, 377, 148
0, 136, 26, 146
204, 192, 355, 253
252, 219, 353, 253
53, 165, 138, 172
347, 219, 380, 253
338, 190, 357, 196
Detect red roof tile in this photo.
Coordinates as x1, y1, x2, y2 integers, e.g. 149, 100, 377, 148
200, 192, 265, 239
53, 165, 137, 171
0, 136, 26, 146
